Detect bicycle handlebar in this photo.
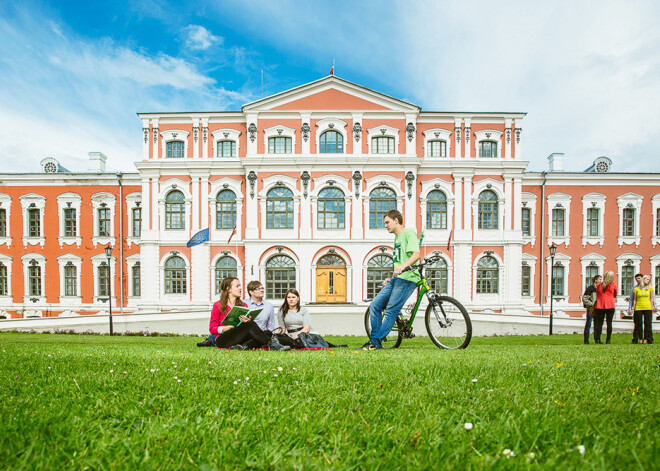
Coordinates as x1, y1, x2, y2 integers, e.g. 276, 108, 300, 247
399, 255, 442, 274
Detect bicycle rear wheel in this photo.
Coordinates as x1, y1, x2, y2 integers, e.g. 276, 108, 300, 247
425, 296, 472, 349
363, 307, 403, 349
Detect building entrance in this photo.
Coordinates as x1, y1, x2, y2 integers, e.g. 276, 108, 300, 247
316, 254, 347, 303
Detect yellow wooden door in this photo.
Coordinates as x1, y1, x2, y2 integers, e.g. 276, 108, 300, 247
316, 267, 347, 303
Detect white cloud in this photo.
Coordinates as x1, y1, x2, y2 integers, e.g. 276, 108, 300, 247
184, 25, 223, 50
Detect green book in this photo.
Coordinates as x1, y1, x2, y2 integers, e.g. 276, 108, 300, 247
222, 306, 263, 327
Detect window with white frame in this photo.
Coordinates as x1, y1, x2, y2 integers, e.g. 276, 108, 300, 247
266, 187, 294, 229
317, 188, 345, 229
476, 256, 499, 294
125, 193, 142, 246
166, 140, 185, 158
653, 194, 660, 247
28, 262, 41, 296
367, 126, 399, 155
478, 190, 498, 229
212, 129, 241, 158
0, 194, 10, 242
522, 207, 531, 236
28, 208, 40, 237
427, 258, 448, 294
91, 193, 116, 247
64, 263, 77, 297
546, 253, 570, 301
521, 193, 537, 244
268, 137, 292, 154
164, 256, 187, 294
551, 264, 565, 296
265, 255, 296, 299
217, 140, 236, 157
215, 257, 238, 294
369, 188, 396, 229
580, 254, 605, 292
132, 207, 142, 237
57, 253, 83, 301
521, 264, 531, 296
586, 208, 599, 236
216, 190, 237, 229
479, 140, 498, 158
264, 126, 296, 155
20, 194, 46, 247
656, 208, 660, 236
474, 130, 503, 159
584, 264, 600, 291
423, 128, 452, 158
165, 190, 185, 230
551, 207, 565, 237
21, 254, 45, 302
131, 262, 141, 297
161, 130, 189, 159
63, 209, 76, 237
656, 265, 660, 294
98, 207, 111, 237
367, 254, 392, 300
319, 130, 344, 153
546, 193, 571, 246
621, 265, 636, 296
426, 191, 447, 229
0, 261, 8, 296
617, 193, 642, 247
57, 193, 82, 247
97, 262, 110, 297
615, 254, 641, 299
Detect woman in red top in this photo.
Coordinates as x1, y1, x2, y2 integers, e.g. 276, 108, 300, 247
593, 270, 618, 344
211, 277, 274, 349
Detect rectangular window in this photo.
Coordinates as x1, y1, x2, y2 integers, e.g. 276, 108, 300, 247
132, 264, 141, 297
98, 264, 109, 297
268, 137, 292, 154
621, 266, 635, 295
521, 265, 531, 296
132, 208, 142, 237
98, 208, 111, 236
551, 265, 564, 296
166, 141, 184, 158
479, 141, 497, 158
622, 208, 635, 236
551, 208, 565, 237
429, 140, 446, 157
521, 208, 531, 236
656, 266, 660, 294
586, 208, 599, 236
372, 137, 395, 154
64, 264, 77, 296
0, 263, 7, 295
64, 208, 77, 237
657, 208, 660, 237
217, 140, 236, 157
28, 265, 41, 296
28, 208, 40, 237
0, 208, 6, 237
585, 265, 600, 290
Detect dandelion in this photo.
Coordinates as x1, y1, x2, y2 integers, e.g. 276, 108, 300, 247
577, 445, 585, 455
464, 422, 473, 431
556, 362, 564, 368
277, 367, 283, 372
631, 387, 639, 396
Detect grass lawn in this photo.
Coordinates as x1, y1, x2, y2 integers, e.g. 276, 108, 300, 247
0, 333, 658, 470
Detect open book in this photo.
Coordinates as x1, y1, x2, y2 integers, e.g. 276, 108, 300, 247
222, 306, 263, 327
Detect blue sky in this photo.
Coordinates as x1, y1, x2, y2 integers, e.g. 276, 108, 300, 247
1, 0, 659, 173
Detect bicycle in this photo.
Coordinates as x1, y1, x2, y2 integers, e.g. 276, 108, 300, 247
364, 255, 472, 349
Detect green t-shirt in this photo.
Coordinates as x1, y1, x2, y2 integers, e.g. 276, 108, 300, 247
393, 228, 421, 283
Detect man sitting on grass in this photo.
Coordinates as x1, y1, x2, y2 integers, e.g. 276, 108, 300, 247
359, 209, 420, 350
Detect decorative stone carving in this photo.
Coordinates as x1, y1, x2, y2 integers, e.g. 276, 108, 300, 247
247, 171, 257, 198
143, 128, 149, 143
301, 171, 310, 198
202, 126, 208, 143
380, 128, 387, 135
172, 133, 178, 139
405, 171, 415, 199
193, 126, 199, 143
153, 127, 159, 143
248, 123, 257, 143
406, 122, 416, 142
277, 129, 283, 135
464, 126, 471, 142
326, 180, 335, 186
515, 128, 522, 144
222, 183, 229, 189
352, 171, 362, 199
353, 122, 362, 142
301, 123, 310, 142
505, 127, 511, 144
328, 123, 334, 129
455, 126, 461, 142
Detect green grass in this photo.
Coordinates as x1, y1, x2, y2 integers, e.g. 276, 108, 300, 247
0, 333, 658, 470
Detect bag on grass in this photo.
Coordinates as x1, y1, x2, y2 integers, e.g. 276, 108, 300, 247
298, 332, 330, 348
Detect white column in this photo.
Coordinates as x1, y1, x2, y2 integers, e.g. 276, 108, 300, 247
199, 174, 209, 230
190, 245, 209, 307
142, 119, 150, 159
504, 119, 512, 159
141, 178, 151, 235
405, 114, 417, 156
513, 177, 522, 232
453, 176, 463, 231
151, 179, 159, 232
464, 118, 472, 158
514, 119, 522, 159
351, 176, 363, 238
139, 243, 159, 311
300, 175, 311, 239
192, 176, 200, 232
352, 113, 363, 156
201, 118, 209, 159
246, 113, 258, 156
454, 244, 472, 303
463, 176, 472, 236
245, 170, 259, 239
404, 170, 416, 227
192, 118, 200, 159
151, 119, 159, 159
301, 113, 311, 155
454, 118, 463, 159
504, 177, 513, 232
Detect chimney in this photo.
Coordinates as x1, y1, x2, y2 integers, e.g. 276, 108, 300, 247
547, 153, 564, 172
88, 152, 107, 172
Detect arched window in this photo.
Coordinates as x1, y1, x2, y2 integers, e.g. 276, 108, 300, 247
369, 188, 396, 229
318, 255, 345, 266
317, 188, 345, 229
164, 256, 186, 294
367, 254, 393, 299
479, 140, 497, 158
371, 136, 395, 154
427, 258, 448, 294
426, 190, 447, 229
265, 255, 296, 299
266, 187, 294, 229
166, 141, 185, 158
476, 256, 499, 294
216, 190, 237, 229
478, 190, 498, 230
165, 190, 185, 230
319, 130, 343, 153
217, 140, 236, 157
428, 140, 447, 157
215, 257, 238, 294
0, 262, 7, 295
268, 137, 292, 154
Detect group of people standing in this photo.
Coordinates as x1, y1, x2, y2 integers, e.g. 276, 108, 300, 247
583, 271, 656, 344
197, 277, 328, 351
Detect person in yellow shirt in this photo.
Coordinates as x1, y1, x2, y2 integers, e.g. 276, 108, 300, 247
631, 275, 657, 344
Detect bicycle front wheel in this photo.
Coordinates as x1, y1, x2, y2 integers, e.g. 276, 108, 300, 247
363, 307, 403, 349
425, 296, 472, 349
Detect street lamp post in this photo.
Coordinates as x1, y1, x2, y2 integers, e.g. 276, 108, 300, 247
549, 243, 557, 335
105, 244, 114, 336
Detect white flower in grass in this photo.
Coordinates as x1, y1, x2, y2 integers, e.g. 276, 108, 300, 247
173, 376, 178, 380
150, 369, 156, 373
233, 381, 238, 385
48, 366, 51, 369
464, 423, 473, 431
123, 371, 127, 375
245, 377, 249, 381
577, 445, 585, 455
109, 370, 114, 373
471, 378, 478, 383
277, 367, 283, 371
274, 374, 278, 377
503, 449, 515, 458
528, 452, 535, 459
177, 379, 181, 383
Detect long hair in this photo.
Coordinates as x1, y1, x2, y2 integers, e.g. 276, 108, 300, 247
219, 277, 239, 316
639, 275, 652, 291
602, 271, 615, 291
280, 288, 300, 319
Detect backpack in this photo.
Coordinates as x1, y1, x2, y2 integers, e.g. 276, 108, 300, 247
582, 290, 597, 309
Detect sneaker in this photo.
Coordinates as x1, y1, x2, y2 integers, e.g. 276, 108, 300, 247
229, 344, 248, 350
357, 341, 378, 351
268, 337, 291, 351
197, 338, 215, 347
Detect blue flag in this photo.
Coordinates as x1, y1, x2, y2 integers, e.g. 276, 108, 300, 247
186, 228, 210, 247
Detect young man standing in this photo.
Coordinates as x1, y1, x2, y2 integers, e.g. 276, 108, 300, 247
582, 274, 602, 344
360, 209, 420, 350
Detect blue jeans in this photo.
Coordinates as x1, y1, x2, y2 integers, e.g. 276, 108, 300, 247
583, 310, 592, 343
369, 277, 417, 348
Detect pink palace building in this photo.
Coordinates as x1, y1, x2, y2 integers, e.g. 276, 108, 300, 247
1, 75, 659, 319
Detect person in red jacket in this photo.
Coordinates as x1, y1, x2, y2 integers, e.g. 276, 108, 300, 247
593, 270, 618, 344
